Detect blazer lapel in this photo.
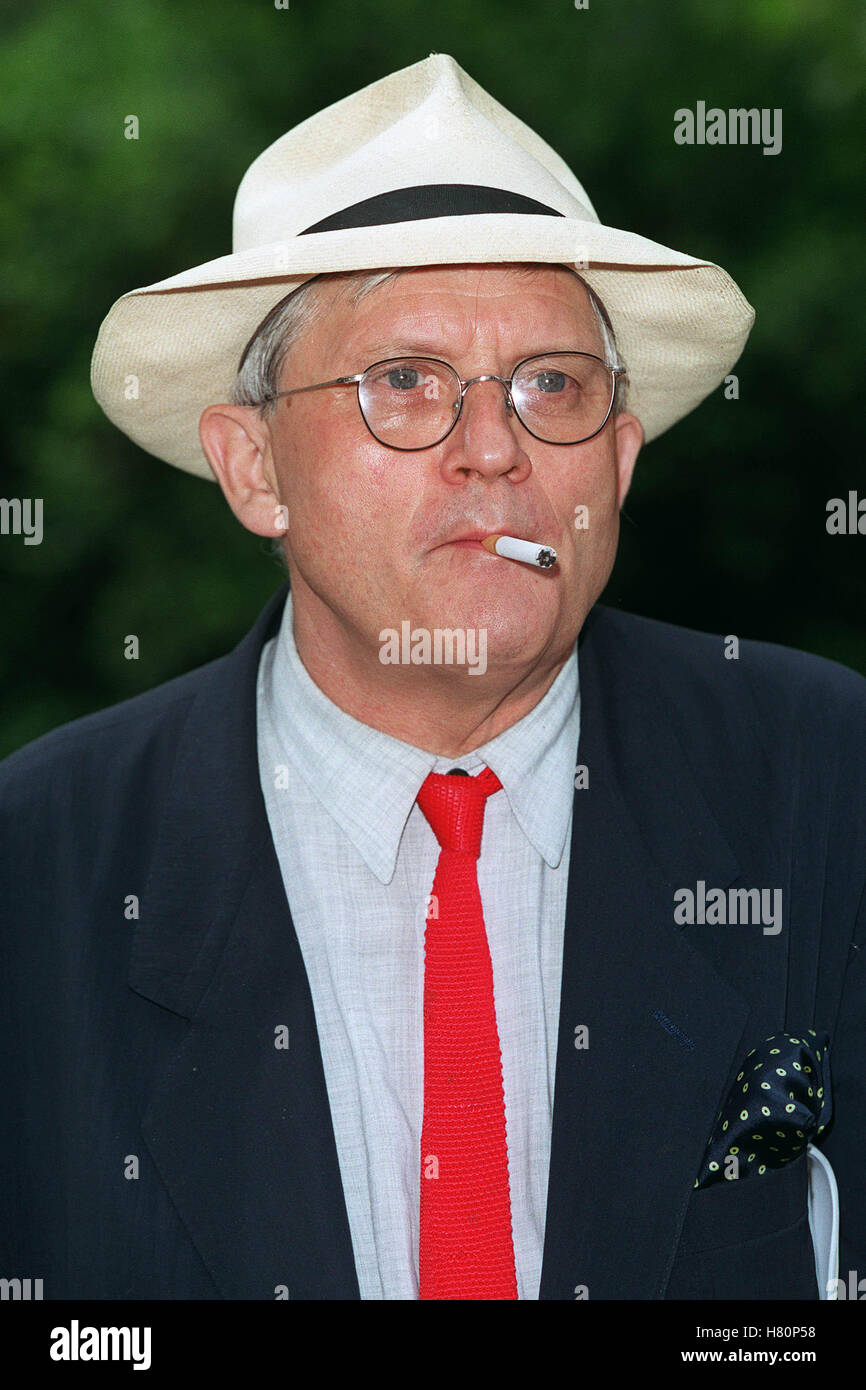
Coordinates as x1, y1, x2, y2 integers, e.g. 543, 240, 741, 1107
540, 607, 751, 1300
129, 582, 360, 1300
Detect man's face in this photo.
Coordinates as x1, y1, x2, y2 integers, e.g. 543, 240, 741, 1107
260, 264, 641, 675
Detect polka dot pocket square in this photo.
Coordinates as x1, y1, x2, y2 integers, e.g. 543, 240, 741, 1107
694, 1030, 831, 1189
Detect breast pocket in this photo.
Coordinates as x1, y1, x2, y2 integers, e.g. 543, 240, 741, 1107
665, 1157, 818, 1299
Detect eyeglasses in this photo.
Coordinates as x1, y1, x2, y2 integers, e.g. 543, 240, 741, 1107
252, 352, 626, 450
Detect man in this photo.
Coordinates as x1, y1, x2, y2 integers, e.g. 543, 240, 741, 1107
2, 53, 864, 1301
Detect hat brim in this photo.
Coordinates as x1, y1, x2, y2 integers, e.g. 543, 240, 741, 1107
90, 213, 754, 478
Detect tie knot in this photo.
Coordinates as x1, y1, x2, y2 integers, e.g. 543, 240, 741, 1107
416, 767, 502, 857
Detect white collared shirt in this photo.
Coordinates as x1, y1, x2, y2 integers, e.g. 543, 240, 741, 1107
256, 592, 580, 1298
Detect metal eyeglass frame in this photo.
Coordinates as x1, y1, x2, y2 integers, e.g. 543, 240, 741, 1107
251, 352, 627, 450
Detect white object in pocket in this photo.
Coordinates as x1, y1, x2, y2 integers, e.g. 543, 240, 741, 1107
807, 1143, 839, 1299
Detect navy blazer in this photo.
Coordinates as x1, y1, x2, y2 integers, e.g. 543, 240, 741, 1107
2, 581, 864, 1300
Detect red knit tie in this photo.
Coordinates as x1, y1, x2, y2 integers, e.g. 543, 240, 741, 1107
415, 767, 518, 1300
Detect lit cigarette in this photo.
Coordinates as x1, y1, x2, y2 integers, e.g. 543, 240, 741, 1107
481, 534, 558, 569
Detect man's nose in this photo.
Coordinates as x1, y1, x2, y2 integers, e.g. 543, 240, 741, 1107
439, 377, 533, 483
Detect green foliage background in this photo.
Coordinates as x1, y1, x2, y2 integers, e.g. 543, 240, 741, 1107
1, 0, 864, 757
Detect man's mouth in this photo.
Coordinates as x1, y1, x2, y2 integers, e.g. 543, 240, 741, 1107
432, 529, 559, 570
435, 527, 539, 549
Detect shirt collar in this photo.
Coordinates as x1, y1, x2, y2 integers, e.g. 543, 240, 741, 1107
261, 591, 580, 883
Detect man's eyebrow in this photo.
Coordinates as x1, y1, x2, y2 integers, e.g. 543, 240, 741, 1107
345, 339, 458, 359
343, 338, 595, 361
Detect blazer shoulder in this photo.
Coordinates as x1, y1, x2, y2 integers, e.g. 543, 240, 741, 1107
588, 604, 866, 725
0, 655, 226, 809
0, 582, 287, 811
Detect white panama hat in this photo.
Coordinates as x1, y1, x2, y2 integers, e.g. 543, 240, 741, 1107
90, 52, 754, 479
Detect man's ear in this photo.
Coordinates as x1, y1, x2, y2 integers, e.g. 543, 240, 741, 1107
199, 404, 287, 538
612, 411, 643, 509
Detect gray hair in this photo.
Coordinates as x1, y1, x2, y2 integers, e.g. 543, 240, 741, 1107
232, 265, 628, 417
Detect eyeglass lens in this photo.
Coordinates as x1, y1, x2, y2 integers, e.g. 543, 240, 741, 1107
357, 354, 614, 448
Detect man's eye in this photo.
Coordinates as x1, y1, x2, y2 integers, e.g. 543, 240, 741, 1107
386, 366, 421, 390
531, 370, 568, 393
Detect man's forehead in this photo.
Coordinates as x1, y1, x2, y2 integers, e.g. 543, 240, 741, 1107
335, 263, 592, 309
318, 264, 599, 356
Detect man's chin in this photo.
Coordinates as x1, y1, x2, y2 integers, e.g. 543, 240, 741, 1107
394, 593, 562, 673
